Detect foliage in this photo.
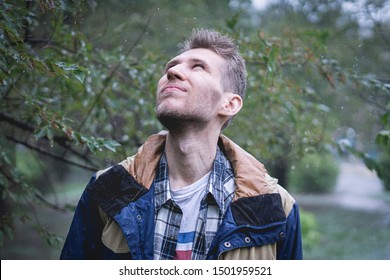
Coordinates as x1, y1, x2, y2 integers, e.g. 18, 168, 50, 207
377, 150, 390, 191
337, 126, 390, 191
0, 0, 162, 246
299, 208, 321, 253
0, 0, 389, 250
0, 0, 250, 248
257, 0, 390, 190
303, 205, 390, 259
289, 152, 340, 193
224, 28, 336, 187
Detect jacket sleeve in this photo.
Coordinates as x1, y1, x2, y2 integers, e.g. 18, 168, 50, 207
60, 175, 105, 259
277, 203, 303, 259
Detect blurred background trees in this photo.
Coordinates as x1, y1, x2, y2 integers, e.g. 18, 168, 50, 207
1, 0, 389, 254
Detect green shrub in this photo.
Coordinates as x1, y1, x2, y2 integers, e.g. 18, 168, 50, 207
289, 153, 340, 193
300, 209, 321, 253
377, 151, 390, 191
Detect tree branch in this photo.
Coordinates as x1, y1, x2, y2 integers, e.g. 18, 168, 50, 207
34, 193, 68, 213
0, 112, 98, 168
5, 135, 98, 172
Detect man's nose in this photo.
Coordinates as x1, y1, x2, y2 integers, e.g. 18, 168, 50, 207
166, 65, 185, 81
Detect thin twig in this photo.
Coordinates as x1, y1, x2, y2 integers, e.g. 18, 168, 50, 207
0, 112, 98, 168
5, 135, 98, 172
34, 193, 68, 213
365, 3, 390, 51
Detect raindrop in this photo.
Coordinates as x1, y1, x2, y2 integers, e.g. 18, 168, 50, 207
112, 82, 119, 90
291, 165, 296, 170
122, 135, 129, 142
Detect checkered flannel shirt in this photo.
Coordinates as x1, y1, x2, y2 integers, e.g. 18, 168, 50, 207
153, 147, 236, 260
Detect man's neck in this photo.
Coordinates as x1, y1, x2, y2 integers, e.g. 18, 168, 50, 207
165, 128, 220, 190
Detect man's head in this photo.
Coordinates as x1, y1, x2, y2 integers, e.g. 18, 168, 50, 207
180, 29, 247, 103
156, 29, 246, 131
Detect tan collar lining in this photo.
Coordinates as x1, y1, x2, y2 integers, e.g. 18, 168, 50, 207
119, 131, 273, 201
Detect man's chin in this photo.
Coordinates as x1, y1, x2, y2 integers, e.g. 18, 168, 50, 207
156, 112, 205, 132
157, 113, 186, 131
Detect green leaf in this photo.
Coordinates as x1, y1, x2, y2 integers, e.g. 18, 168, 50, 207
103, 139, 121, 152
74, 69, 86, 83
86, 141, 98, 153
362, 154, 378, 172
381, 112, 389, 126
55, 62, 79, 71
375, 130, 390, 148
54, 62, 89, 83
49, 62, 67, 77
0, 173, 8, 189
226, 12, 240, 30
34, 126, 49, 140
70, 131, 83, 144
64, 203, 77, 212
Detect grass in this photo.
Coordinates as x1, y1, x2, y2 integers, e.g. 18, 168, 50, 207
301, 204, 390, 259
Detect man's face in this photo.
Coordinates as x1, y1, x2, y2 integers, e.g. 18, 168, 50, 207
156, 48, 227, 130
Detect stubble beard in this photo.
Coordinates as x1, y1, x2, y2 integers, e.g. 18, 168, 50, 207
155, 104, 210, 132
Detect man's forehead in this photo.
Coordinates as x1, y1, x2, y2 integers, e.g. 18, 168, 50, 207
169, 48, 224, 64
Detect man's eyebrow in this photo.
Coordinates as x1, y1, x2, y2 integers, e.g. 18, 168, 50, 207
164, 57, 209, 72
165, 58, 180, 71
190, 58, 208, 66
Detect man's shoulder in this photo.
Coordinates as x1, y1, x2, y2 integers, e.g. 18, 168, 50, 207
219, 134, 297, 214
95, 131, 167, 187
264, 173, 296, 217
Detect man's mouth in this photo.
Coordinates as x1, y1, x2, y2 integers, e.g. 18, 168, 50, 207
161, 84, 187, 94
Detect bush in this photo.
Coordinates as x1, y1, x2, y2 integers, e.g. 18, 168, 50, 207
300, 209, 321, 253
377, 151, 390, 191
289, 153, 340, 193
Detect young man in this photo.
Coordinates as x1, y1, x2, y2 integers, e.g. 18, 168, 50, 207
60, 29, 302, 260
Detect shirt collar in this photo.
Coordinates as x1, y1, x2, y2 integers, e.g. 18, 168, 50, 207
153, 147, 235, 213
207, 146, 235, 215
154, 152, 172, 211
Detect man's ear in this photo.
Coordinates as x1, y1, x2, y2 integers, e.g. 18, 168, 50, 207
219, 92, 243, 117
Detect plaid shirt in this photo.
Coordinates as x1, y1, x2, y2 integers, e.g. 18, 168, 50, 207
153, 147, 236, 260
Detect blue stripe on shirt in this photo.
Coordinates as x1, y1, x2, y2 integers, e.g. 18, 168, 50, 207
178, 231, 195, 243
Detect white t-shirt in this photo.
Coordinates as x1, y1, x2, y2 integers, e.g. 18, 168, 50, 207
170, 172, 211, 259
